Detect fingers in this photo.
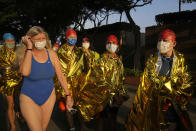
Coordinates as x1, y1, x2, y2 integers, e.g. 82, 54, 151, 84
66, 103, 72, 111
66, 104, 71, 111
22, 35, 33, 48
21, 36, 26, 42
66, 97, 74, 111
22, 36, 31, 43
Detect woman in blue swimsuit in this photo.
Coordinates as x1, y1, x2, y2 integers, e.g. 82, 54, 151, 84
18, 26, 73, 131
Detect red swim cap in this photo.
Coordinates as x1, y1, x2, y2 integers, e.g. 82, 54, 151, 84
54, 43, 60, 47
83, 37, 89, 42
65, 28, 77, 38
159, 29, 176, 42
106, 35, 118, 45
59, 101, 66, 112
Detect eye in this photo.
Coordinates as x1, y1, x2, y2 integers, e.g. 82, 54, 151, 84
42, 37, 46, 40
34, 38, 41, 41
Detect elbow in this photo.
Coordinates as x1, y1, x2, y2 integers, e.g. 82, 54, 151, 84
19, 65, 31, 76
58, 74, 67, 86
20, 69, 31, 77
22, 72, 30, 77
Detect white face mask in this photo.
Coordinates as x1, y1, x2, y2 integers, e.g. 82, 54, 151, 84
157, 40, 171, 54
53, 47, 56, 51
82, 42, 90, 49
34, 40, 46, 50
106, 44, 118, 53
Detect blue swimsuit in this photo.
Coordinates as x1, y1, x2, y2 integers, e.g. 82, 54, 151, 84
21, 49, 55, 105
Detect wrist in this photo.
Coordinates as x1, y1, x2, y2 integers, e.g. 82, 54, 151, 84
27, 46, 33, 49
25, 48, 33, 52
66, 93, 72, 97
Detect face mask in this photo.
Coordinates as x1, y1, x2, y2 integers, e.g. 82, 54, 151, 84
6, 43, 15, 49
157, 40, 171, 54
53, 47, 56, 51
34, 40, 46, 50
82, 42, 90, 49
106, 44, 118, 53
68, 38, 77, 45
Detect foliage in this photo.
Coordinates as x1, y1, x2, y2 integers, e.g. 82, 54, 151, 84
124, 68, 143, 77
0, 0, 84, 41
0, 0, 152, 42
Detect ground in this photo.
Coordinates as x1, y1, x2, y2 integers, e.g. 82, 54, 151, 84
0, 85, 196, 131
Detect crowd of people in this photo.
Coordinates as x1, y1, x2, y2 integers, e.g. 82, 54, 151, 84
0, 26, 193, 131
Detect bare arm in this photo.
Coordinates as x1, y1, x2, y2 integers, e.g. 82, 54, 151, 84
49, 49, 73, 110
20, 36, 33, 76
20, 51, 32, 76
49, 50, 70, 95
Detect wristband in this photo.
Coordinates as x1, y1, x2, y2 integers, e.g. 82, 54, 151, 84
25, 49, 32, 52
66, 94, 71, 97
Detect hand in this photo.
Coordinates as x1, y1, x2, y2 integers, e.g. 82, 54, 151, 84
111, 94, 125, 107
22, 35, 33, 49
66, 96, 74, 111
162, 99, 172, 110
153, 76, 166, 91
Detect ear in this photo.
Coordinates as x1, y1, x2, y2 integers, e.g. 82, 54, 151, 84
173, 41, 176, 47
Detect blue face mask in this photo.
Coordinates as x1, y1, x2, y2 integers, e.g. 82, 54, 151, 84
68, 38, 77, 45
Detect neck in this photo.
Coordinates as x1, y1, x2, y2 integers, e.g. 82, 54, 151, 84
85, 48, 91, 55
33, 48, 45, 54
85, 48, 89, 52
107, 52, 117, 58
161, 49, 173, 57
6, 48, 14, 51
68, 45, 74, 51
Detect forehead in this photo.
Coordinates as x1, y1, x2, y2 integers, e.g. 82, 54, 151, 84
67, 34, 77, 38
83, 40, 89, 43
107, 41, 118, 45
5, 39, 15, 42
159, 38, 173, 43
32, 33, 46, 39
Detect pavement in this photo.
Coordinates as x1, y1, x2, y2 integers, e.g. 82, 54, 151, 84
0, 85, 196, 131
117, 85, 196, 131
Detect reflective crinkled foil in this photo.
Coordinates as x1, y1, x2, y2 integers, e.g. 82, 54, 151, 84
126, 51, 193, 131
54, 47, 126, 121
54, 44, 84, 98
76, 52, 126, 121
0, 46, 22, 96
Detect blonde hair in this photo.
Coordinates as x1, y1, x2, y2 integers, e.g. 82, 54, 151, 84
15, 26, 52, 66
26, 26, 52, 49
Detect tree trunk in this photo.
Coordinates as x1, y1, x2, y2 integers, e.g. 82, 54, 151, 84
106, 12, 109, 25
179, 0, 181, 12
120, 12, 122, 22
124, 9, 141, 70
93, 13, 97, 27
125, 9, 136, 26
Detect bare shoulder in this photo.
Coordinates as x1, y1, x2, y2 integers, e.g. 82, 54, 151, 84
47, 49, 59, 66
48, 49, 58, 58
